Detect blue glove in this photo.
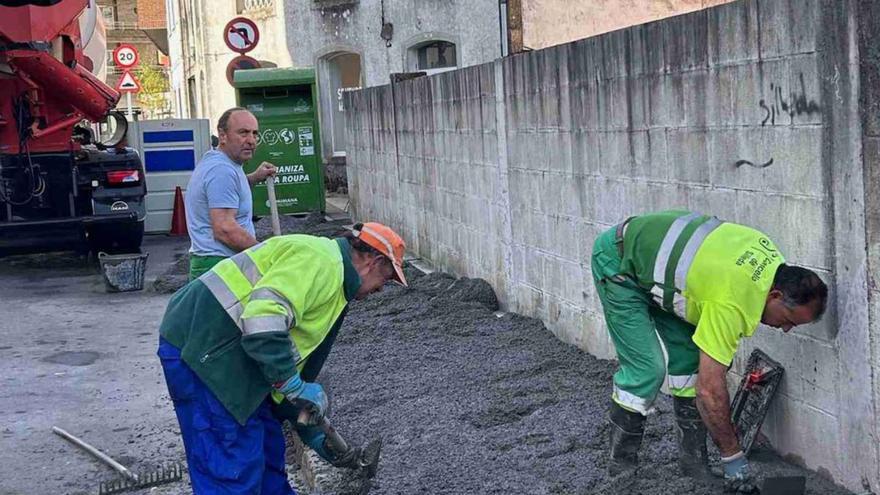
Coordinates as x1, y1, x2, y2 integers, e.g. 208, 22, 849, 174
276, 374, 328, 421
721, 452, 758, 493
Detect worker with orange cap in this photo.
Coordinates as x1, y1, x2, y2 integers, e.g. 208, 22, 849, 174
157, 222, 407, 494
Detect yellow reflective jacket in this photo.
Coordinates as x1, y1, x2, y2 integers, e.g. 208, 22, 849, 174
159, 235, 360, 424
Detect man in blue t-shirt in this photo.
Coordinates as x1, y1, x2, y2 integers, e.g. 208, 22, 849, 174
185, 107, 276, 279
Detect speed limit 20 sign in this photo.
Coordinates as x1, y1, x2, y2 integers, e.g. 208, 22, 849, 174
113, 44, 139, 69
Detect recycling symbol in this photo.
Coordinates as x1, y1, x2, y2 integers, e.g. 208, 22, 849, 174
279, 128, 295, 145
261, 129, 279, 146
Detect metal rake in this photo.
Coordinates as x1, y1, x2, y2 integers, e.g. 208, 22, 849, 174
52, 426, 186, 494
97, 462, 186, 495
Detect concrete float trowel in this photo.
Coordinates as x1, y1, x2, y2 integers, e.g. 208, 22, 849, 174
297, 402, 382, 481
730, 349, 805, 495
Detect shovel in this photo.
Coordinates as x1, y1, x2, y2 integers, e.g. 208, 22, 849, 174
265, 173, 282, 237
296, 405, 382, 480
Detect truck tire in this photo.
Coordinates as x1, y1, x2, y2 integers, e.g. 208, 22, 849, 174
87, 221, 144, 254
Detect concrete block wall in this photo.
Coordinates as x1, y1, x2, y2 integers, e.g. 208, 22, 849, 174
347, 64, 511, 299
344, 0, 879, 491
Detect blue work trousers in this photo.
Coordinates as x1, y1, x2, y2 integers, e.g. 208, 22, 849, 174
158, 337, 296, 495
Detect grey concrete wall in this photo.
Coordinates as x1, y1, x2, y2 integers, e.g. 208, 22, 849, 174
284, 0, 502, 87
346, 64, 510, 296
344, 0, 879, 491
857, 0, 880, 492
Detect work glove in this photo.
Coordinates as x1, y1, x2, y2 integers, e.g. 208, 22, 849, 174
276, 374, 328, 422
721, 451, 758, 493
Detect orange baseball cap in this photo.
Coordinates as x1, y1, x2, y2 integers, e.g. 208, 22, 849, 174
353, 222, 407, 286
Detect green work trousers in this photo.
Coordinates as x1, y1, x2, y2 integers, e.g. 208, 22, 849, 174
188, 254, 227, 281
591, 225, 700, 415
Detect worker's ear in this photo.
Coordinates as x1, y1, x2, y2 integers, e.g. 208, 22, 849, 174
766, 289, 784, 302
371, 254, 393, 276
367, 253, 384, 270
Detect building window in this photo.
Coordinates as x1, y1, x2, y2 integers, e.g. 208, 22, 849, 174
317, 51, 362, 158
236, 0, 274, 14
100, 5, 116, 25
416, 41, 456, 71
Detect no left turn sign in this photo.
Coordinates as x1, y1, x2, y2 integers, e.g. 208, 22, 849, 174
113, 44, 139, 69
224, 17, 260, 54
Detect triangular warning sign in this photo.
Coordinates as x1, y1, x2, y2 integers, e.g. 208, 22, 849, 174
116, 71, 141, 93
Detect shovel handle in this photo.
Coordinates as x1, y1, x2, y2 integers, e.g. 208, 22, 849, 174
265, 177, 281, 237
52, 426, 139, 482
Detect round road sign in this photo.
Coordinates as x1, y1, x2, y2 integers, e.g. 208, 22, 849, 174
226, 55, 261, 85
224, 17, 260, 54
112, 44, 139, 69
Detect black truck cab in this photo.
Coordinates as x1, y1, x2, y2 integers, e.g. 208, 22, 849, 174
0, 146, 147, 256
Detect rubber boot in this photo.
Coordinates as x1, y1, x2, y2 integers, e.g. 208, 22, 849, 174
608, 402, 646, 476
673, 396, 711, 479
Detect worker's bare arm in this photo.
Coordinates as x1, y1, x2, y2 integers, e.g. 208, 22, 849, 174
695, 350, 741, 457
210, 208, 258, 252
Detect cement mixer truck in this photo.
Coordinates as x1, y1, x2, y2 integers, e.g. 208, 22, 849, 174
0, 0, 147, 255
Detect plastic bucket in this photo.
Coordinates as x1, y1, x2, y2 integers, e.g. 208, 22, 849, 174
98, 252, 149, 292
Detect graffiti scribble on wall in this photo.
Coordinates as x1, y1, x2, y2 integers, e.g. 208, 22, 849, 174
759, 73, 821, 127
735, 158, 775, 169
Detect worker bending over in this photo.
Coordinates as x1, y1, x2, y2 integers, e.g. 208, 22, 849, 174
157, 222, 407, 494
591, 210, 827, 493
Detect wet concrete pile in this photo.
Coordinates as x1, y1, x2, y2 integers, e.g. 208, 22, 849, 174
254, 212, 349, 241
151, 213, 350, 294
302, 268, 851, 495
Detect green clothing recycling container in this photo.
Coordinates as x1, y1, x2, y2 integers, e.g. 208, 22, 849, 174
234, 68, 325, 215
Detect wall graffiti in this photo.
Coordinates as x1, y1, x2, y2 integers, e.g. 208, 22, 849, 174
741, 73, 820, 169
735, 158, 774, 169
759, 73, 821, 126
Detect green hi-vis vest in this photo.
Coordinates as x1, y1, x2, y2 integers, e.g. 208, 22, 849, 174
160, 235, 360, 424
620, 210, 785, 365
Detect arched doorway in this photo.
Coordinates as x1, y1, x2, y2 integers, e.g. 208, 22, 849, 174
317, 51, 362, 159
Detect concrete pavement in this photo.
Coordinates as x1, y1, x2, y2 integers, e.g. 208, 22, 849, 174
0, 235, 189, 495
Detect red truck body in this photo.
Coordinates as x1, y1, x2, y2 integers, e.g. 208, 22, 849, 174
0, 0, 147, 255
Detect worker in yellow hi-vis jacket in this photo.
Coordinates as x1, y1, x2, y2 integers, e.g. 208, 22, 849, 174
591, 210, 827, 493
158, 222, 407, 494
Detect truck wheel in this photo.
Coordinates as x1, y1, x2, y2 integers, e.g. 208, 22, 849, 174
87, 221, 144, 254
